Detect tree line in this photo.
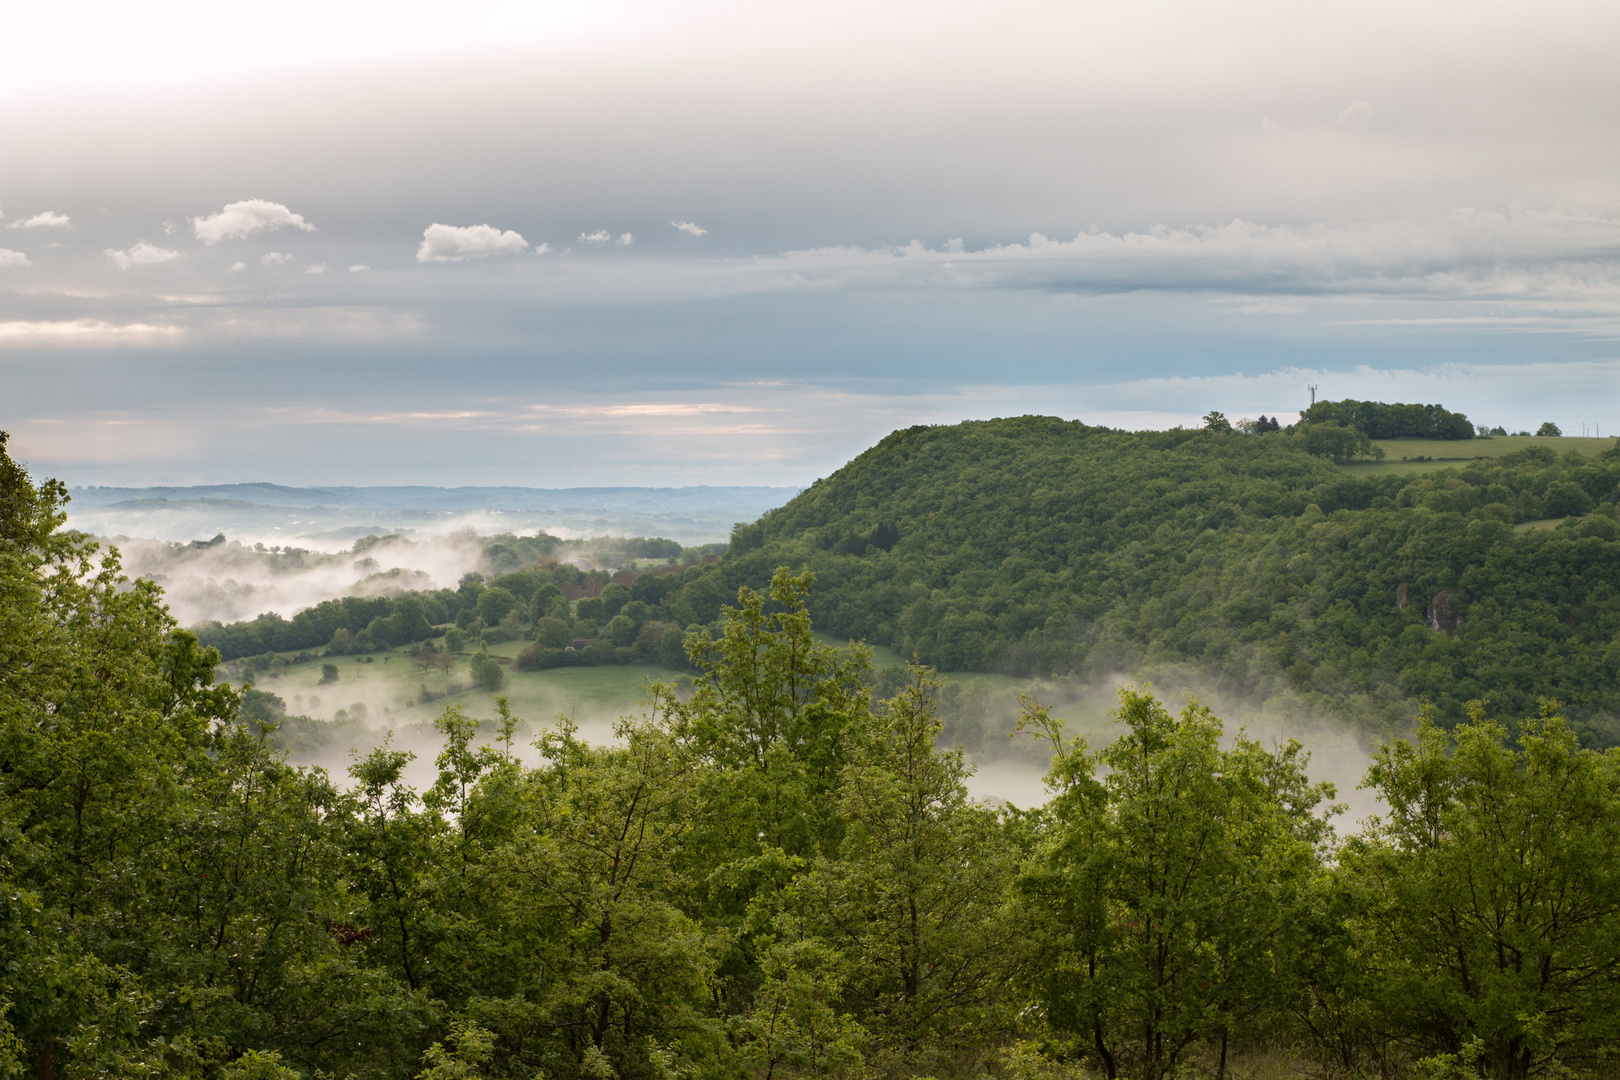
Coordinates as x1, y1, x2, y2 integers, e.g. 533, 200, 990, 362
1299, 399, 1477, 440
6, 434, 1620, 1080
195, 555, 716, 675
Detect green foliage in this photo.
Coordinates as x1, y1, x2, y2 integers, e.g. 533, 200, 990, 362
1537, 421, 1563, 437
807, 668, 1029, 1075
600, 582, 631, 616
642, 417, 1620, 736
1341, 705, 1620, 1077
416, 1021, 496, 1079
605, 613, 637, 646
475, 586, 517, 626
1303, 398, 1476, 439
469, 651, 505, 692
1020, 688, 1335, 1080
1302, 420, 1383, 463
532, 615, 571, 647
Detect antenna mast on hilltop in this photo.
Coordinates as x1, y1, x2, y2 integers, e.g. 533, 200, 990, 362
1308, 384, 1317, 406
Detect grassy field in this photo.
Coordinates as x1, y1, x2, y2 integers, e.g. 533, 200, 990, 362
252, 632, 960, 735
246, 638, 673, 742
235, 630, 1076, 802
1342, 434, 1617, 476
1514, 518, 1567, 533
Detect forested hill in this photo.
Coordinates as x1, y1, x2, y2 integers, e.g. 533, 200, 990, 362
668, 416, 1620, 737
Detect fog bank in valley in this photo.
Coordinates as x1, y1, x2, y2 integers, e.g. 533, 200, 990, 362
73, 482, 795, 626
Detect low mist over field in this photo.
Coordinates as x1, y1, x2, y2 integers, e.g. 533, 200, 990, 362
72, 482, 794, 624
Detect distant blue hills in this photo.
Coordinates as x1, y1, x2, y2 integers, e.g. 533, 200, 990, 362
65, 484, 800, 546
69, 483, 798, 514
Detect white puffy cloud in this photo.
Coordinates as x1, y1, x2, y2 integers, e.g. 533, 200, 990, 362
618, 233, 634, 245
9, 211, 70, 229
533, 243, 550, 256
105, 241, 181, 269
350, 264, 370, 273
671, 220, 707, 236
579, 230, 611, 243
228, 261, 246, 272
261, 251, 294, 265
192, 199, 316, 244
306, 262, 328, 274
0, 248, 30, 268
416, 223, 529, 262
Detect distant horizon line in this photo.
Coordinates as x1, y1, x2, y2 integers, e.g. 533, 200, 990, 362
67, 481, 805, 492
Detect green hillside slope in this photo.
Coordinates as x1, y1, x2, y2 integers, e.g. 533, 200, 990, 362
671, 417, 1620, 737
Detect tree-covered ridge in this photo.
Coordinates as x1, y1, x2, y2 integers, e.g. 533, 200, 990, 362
186, 417, 1620, 738
666, 419, 1620, 736
9, 429, 1620, 1080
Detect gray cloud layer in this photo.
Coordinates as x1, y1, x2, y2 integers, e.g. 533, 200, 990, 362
2, 0, 1617, 483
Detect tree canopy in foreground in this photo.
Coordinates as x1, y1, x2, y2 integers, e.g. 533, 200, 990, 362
9, 434, 1620, 1078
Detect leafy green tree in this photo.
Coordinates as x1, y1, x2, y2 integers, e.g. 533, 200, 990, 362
1301, 420, 1382, 463
468, 651, 505, 692
1341, 705, 1620, 1077
668, 567, 873, 861
1020, 687, 1336, 1080
1203, 411, 1232, 432
729, 929, 866, 1080
1542, 479, 1594, 517
1536, 421, 1562, 436
468, 718, 718, 1080
605, 613, 637, 647
808, 668, 1028, 1076
475, 586, 516, 626
600, 582, 631, 617
532, 615, 571, 647
0, 432, 422, 1079
415, 1020, 497, 1079
343, 738, 441, 994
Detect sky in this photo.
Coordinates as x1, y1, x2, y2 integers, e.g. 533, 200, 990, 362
4, 0, 1619, 486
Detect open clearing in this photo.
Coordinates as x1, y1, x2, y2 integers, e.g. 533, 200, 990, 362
1342, 434, 1616, 476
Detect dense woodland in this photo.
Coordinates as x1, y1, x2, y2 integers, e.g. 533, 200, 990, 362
682, 417, 1620, 740
8, 431, 1620, 1079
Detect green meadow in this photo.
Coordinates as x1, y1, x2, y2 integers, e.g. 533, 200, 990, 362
1342, 433, 1618, 475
